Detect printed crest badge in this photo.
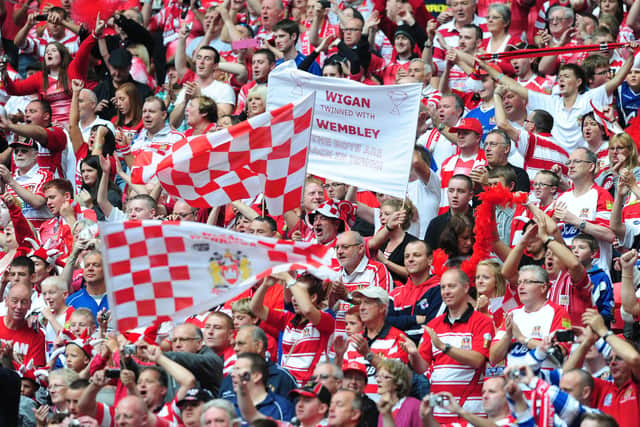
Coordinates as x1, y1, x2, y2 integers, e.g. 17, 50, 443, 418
579, 208, 590, 219
461, 336, 472, 350
532, 326, 542, 338
208, 249, 251, 288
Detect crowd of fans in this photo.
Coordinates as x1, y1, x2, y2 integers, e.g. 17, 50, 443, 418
1, 0, 640, 425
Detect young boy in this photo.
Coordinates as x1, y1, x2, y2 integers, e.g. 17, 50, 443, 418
40, 277, 74, 362
344, 305, 364, 337
572, 233, 615, 326
231, 298, 278, 360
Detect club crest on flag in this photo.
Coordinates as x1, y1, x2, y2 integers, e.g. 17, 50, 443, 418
209, 250, 252, 287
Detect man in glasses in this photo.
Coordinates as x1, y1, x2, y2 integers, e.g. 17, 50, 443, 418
490, 265, 572, 373
160, 322, 224, 396
554, 147, 615, 274
0, 138, 53, 229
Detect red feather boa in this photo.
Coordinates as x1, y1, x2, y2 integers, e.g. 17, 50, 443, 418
432, 184, 528, 284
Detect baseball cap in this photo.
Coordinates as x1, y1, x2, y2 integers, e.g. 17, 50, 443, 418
177, 388, 214, 407
449, 118, 483, 135
342, 360, 368, 382
351, 286, 389, 306
109, 48, 132, 68
477, 62, 503, 77
10, 137, 38, 150
289, 383, 332, 405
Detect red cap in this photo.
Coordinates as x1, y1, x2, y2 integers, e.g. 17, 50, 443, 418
342, 360, 368, 382
449, 118, 483, 135
477, 62, 503, 76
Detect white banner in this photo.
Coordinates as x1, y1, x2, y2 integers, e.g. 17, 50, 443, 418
267, 62, 422, 198
100, 221, 338, 331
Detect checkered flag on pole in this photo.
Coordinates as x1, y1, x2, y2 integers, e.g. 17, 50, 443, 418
151, 93, 315, 216
100, 220, 338, 332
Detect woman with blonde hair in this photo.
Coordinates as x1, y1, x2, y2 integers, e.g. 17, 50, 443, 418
245, 85, 268, 118
597, 131, 640, 197
376, 359, 421, 427
367, 197, 418, 283
475, 259, 508, 330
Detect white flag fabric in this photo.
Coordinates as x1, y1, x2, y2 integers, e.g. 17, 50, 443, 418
267, 61, 421, 198
100, 220, 338, 331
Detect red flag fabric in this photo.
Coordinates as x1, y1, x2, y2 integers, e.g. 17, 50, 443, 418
150, 93, 315, 216
100, 220, 337, 332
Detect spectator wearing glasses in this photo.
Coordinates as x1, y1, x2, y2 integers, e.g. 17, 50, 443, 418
154, 321, 224, 396
311, 362, 343, 394
553, 148, 615, 274
597, 132, 640, 199
471, 128, 530, 192
490, 265, 572, 373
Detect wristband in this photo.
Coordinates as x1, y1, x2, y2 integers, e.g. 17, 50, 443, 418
115, 144, 132, 157
442, 343, 452, 354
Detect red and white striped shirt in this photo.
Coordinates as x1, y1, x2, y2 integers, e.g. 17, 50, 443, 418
515, 130, 569, 182
21, 28, 79, 59
266, 309, 334, 385
438, 150, 487, 214
339, 255, 393, 294
418, 305, 494, 423
8, 164, 53, 229
433, 16, 489, 73
343, 324, 409, 401
548, 270, 593, 327
518, 74, 553, 94
419, 127, 457, 172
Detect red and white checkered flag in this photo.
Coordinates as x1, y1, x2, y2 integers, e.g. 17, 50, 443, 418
151, 93, 315, 216
100, 220, 337, 332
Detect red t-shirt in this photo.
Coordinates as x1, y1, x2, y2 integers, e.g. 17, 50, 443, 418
0, 317, 45, 367
591, 377, 640, 427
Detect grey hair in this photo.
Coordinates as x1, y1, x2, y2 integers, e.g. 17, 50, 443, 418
548, 5, 574, 23
487, 129, 511, 146
317, 361, 344, 380
79, 88, 97, 104
201, 399, 242, 427
49, 368, 80, 386
409, 57, 432, 75
518, 265, 549, 285
239, 324, 268, 352
41, 276, 68, 292
488, 3, 511, 28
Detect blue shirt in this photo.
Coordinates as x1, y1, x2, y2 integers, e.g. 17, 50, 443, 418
465, 105, 496, 144
66, 288, 109, 319
218, 360, 297, 400
230, 391, 294, 424
276, 52, 322, 76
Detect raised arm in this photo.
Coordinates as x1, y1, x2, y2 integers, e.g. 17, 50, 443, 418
249, 278, 276, 321
494, 86, 520, 142
584, 308, 640, 379
620, 250, 640, 321
473, 55, 529, 102
69, 80, 86, 153
97, 154, 114, 218
605, 44, 639, 97
146, 346, 197, 401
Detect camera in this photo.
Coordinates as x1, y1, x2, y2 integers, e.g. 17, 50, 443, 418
555, 329, 574, 342
546, 345, 565, 366
428, 394, 448, 408
508, 367, 527, 380
105, 369, 121, 379
122, 344, 137, 355
35, 14, 48, 21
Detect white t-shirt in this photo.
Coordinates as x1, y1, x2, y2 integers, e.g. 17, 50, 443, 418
527, 85, 612, 153
176, 79, 236, 107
